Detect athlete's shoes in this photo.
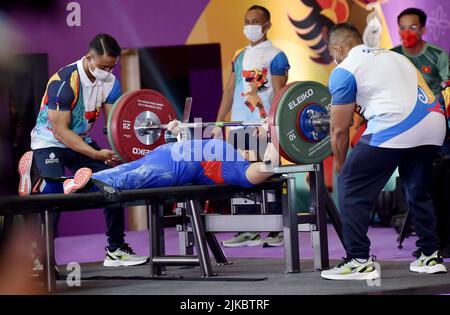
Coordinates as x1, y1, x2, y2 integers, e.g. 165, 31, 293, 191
63, 167, 92, 194
18, 151, 41, 196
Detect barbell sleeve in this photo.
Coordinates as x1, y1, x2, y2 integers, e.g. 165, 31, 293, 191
137, 117, 337, 133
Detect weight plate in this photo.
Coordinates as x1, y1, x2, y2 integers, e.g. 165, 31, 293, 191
107, 89, 177, 161
268, 81, 332, 164
268, 82, 298, 163
107, 92, 129, 161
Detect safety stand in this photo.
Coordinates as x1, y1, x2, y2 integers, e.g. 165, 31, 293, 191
177, 162, 343, 273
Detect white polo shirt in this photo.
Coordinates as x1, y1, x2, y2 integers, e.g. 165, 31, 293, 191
329, 44, 446, 148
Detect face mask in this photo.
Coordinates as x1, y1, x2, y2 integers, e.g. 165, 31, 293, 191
243, 24, 265, 43
89, 58, 112, 82
400, 29, 420, 48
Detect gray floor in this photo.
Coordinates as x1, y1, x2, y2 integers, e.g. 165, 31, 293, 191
54, 259, 450, 295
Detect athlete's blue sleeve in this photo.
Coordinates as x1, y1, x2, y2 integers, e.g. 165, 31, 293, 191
104, 79, 122, 104
47, 79, 75, 111
217, 139, 254, 187
270, 52, 290, 76
221, 161, 254, 188
329, 68, 357, 105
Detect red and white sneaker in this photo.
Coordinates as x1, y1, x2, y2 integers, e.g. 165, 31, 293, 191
63, 167, 92, 194
18, 151, 33, 196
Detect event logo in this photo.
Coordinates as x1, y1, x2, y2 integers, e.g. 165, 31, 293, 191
241, 68, 269, 118
289, 0, 350, 64
289, 0, 384, 64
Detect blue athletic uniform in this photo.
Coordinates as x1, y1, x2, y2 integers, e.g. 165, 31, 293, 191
92, 139, 254, 189
42, 139, 254, 194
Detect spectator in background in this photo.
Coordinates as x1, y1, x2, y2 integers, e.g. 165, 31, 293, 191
392, 8, 449, 96
212, 5, 290, 248
392, 7, 450, 258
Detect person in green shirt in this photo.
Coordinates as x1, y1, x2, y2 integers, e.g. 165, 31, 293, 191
393, 8, 450, 258
392, 8, 449, 96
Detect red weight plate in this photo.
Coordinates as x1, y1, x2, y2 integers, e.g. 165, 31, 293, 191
268, 81, 299, 163
109, 89, 177, 161
107, 92, 129, 160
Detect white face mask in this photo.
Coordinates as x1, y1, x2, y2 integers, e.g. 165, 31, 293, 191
243, 24, 265, 43
89, 58, 113, 82
92, 67, 111, 82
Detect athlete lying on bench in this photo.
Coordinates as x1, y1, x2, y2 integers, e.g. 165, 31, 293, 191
26, 120, 277, 194
58, 138, 274, 194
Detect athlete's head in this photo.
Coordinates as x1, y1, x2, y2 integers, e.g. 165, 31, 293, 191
328, 23, 363, 65
85, 34, 121, 82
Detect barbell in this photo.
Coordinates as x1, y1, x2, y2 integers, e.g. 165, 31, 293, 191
107, 81, 333, 164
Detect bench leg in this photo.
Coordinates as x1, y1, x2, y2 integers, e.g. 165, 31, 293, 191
148, 204, 163, 276
282, 175, 300, 273
310, 165, 330, 270
43, 210, 56, 293
187, 200, 215, 277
